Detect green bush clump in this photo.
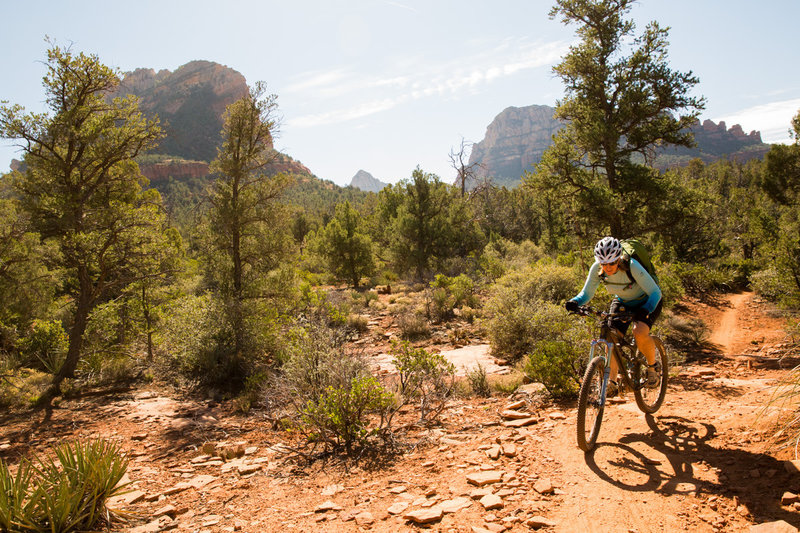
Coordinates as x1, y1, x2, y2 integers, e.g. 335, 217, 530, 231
522, 340, 582, 398
427, 274, 479, 323
466, 363, 491, 397
671, 261, 737, 295
0, 439, 129, 533
274, 319, 397, 455
391, 341, 455, 422
301, 376, 395, 455
18, 320, 68, 375
751, 267, 800, 309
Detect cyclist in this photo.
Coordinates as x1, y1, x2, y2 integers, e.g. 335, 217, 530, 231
565, 237, 663, 396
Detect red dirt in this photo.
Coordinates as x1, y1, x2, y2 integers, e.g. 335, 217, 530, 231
1, 291, 799, 532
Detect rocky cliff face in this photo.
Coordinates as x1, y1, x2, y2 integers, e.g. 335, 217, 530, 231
468, 105, 563, 187
469, 104, 771, 187
115, 61, 249, 162
350, 170, 388, 193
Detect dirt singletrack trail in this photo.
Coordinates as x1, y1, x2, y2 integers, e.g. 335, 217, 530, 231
709, 292, 751, 355
534, 291, 799, 532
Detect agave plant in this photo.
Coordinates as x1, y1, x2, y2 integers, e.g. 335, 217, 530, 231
0, 439, 130, 533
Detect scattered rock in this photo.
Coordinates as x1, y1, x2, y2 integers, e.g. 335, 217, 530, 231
749, 520, 799, 533
470, 488, 493, 500
479, 493, 503, 510
486, 445, 502, 460
315, 500, 343, 513
154, 504, 177, 518
237, 464, 262, 476
526, 516, 557, 529
548, 412, 566, 420
107, 489, 145, 507
781, 492, 800, 505
533, 478, 554, 494
500, 410, 531, 420
501, 443, 517, 457
404, 507, 444, 524
505, 399, 526, 411
502, 417, 538, 428
387, 501, 410, 515
354, 511, 375, 526
389, 485, 408, 494
467, 471, 504, 487
439, 497, 472, 513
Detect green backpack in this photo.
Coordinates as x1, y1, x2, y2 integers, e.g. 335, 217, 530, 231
599, 238, 658, 285
619, 238, 657, 284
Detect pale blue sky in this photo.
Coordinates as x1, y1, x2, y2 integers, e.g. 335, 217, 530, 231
2, 1, 799, 186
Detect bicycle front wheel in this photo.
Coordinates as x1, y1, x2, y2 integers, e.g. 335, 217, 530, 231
577, 356, 606, 452
633, 337, 668, 414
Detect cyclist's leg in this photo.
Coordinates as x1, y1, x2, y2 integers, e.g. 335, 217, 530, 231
607, 299, 630, 389
632, 300, 663, 365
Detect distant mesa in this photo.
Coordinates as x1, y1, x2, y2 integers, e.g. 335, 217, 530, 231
350, 170, 388, 193
107, 60, 314, 184
115, 60, 249, 163
468, 104, 771, 188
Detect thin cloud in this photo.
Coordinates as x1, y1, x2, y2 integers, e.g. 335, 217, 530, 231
715, 98, 800, 144
287, 38, 569, 128
383, 1, 419, 13
289, 96, 409, 128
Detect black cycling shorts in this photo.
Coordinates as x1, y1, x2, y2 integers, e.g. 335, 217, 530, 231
608, 298, 663, 335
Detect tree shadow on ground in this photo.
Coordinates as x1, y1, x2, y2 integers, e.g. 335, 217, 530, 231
584, 414, 800, 527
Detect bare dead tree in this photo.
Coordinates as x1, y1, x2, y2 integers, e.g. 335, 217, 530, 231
449, 137, 484, 197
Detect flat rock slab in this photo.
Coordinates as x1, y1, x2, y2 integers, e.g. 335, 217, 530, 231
371, 344, 508, 376
502, 417, 538, 428
439, 497, 472, 513
466, 470, 504, 486
749, 521, 799, 533
404, 507, 444, 524
480, 493, 503, 510
500, 409, 532, 420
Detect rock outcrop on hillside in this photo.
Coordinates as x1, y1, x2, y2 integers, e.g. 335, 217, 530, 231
139, 153, 312, 186
350, 170, 388, 193
115, 61, 249, 162
467, 106, 562, 188
468, 104, 771, 187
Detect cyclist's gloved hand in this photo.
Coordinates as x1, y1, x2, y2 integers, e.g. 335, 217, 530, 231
634, 308, 650, 322
565, 300, 580, 314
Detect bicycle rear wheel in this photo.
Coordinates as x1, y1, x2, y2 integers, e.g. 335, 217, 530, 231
577, 356, 606, 452
633, 337, 668, 414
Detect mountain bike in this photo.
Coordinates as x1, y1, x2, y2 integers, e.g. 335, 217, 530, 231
571, 305, 668, 452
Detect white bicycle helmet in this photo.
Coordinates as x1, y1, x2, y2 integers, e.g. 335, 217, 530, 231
594, 237, 622, 264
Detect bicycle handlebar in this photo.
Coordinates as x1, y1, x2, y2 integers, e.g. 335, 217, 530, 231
570, 304, 634, 321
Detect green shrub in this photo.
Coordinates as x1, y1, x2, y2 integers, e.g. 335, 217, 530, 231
523, 340, 581, 398
274, 319, 399, 454
671, 261, 736, 295
0, 439, 129, 533
751, 267, 800, 309
391, 341, 455, 422
651, 262, 685, 308
486, 296, 587, 364
466, 363, 491, 398
398, 312, 430, 340
301, 376, 395, 455
18, 320, 68, 375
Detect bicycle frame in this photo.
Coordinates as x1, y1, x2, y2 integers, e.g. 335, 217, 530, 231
584, 309, 638, 408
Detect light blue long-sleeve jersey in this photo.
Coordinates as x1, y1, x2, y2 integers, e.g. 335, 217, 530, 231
571, 258, 662, 313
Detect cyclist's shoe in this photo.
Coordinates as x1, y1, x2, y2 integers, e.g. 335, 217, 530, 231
646, 366, 660, 388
